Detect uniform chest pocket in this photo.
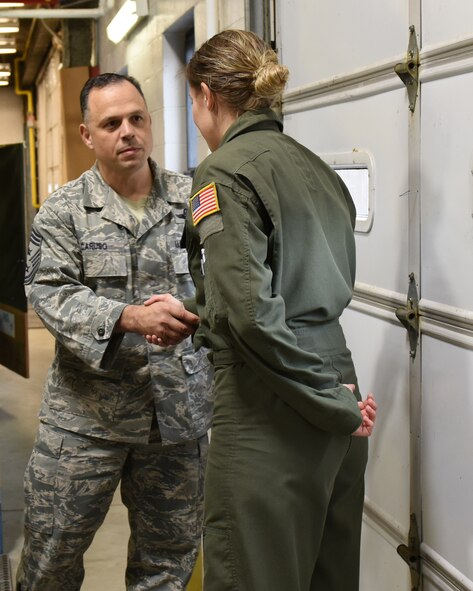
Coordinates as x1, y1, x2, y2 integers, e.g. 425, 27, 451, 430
171, 247, 190, 275
166, 228, 189, 275
83, 245, 127, 278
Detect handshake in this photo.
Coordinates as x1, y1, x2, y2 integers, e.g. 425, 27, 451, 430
116, 293, 200, 347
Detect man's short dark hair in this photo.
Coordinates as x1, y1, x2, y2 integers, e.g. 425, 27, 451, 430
80, 73, 146, 120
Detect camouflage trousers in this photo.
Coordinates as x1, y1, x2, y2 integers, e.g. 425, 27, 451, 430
16, 421, 208, 591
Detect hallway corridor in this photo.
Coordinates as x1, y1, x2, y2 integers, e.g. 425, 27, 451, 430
1, 326, 138, 590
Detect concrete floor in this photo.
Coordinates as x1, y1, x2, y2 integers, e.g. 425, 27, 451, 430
0, 326, 202, 590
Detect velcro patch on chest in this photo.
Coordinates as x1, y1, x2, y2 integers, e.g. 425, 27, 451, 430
198, 213, 223, 243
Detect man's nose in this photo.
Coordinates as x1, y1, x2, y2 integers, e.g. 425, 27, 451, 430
120, 120, 134, 138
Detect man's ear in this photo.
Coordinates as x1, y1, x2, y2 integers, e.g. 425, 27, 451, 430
200, 82, 215, 111
79, 123, 94, 150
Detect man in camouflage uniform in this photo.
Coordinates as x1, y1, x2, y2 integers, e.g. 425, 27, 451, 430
16, 73, 212, 591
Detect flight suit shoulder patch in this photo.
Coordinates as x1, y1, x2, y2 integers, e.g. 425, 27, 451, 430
190, 182, 220, 226
190, 182, 223, 243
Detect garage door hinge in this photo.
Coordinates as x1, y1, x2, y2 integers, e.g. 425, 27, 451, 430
397, 513, 421, 590
395, 25, 420, 113
395, 272, 419, 359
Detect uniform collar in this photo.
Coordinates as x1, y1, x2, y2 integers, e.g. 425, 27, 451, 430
219, 108, 283, 148
82, 159, 173, 237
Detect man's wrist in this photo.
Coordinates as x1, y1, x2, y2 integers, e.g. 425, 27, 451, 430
114, 304, 141, 334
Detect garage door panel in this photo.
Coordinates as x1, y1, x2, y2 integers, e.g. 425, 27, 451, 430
284, 89, 409, 293
342, 308, 410, 532
278, 0, 409, 88
422, 0, 473, 48
421, 74, 473, 311
421, 336, 473, 581
360, 519, 411, 590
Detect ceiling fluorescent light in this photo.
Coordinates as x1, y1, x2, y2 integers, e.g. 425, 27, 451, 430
0, 70, 11, 77
0, 3, 25, 7
0, 79, 9, 85
106, 0, 148, 44
0, 18, 19, 33
106, 1, 138, 44
0, 38, 15, 53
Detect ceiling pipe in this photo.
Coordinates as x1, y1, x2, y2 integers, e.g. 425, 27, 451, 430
0, 0, 106, 19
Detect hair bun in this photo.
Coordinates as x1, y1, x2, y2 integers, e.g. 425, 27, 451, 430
186, 30, 290, 112
254, 57, 289, 99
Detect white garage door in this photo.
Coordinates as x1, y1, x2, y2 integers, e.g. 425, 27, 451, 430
276, 0, 473, 588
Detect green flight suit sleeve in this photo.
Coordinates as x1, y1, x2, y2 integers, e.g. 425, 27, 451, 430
196, 179, 362, 436
182, 296, 198, 315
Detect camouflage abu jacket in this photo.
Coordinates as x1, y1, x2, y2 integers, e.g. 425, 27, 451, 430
25, 160, 213, 445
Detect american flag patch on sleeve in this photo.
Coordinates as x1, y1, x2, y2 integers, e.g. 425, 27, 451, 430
190, 182, 220, 226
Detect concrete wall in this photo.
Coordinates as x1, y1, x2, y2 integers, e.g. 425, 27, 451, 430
98, 0, 245, 171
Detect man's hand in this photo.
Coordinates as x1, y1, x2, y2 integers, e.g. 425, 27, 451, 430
142, 294, 199, 347
343, 384, 378, 438
115, 293, 200, 347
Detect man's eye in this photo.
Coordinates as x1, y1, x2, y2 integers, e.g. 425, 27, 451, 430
105, 120, 119, 129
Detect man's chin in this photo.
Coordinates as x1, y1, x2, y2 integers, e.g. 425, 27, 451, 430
118, 155, 147, 169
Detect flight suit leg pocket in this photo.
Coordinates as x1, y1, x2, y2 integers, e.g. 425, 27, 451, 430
24, 424, 64, 534
203, 526, 239, 590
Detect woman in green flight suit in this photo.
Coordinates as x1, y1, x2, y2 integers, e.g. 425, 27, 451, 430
184, 29, 377, 591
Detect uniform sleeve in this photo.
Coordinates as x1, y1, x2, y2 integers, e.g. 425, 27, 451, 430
25, 202, 127, 370
198, 180, 362, 435
182, 297, 197, 315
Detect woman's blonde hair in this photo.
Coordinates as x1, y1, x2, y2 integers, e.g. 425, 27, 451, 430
186, 29, 289, 112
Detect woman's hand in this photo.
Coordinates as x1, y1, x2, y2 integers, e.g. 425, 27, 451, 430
344, 384, 378, 437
